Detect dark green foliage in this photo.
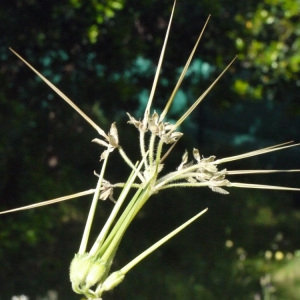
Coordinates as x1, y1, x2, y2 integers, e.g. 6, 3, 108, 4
1, 0, 300, 299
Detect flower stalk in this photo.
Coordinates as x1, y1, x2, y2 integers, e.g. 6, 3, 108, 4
3, 1, 300, 299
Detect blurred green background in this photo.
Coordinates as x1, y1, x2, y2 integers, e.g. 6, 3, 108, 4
1, 0, 300, 299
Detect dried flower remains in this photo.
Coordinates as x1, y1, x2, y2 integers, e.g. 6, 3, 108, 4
2, 1, 300, 299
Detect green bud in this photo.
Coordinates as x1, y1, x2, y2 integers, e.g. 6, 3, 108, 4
101, 270, 125, 292
85, 258, 107, 289
69, 253, 92, 286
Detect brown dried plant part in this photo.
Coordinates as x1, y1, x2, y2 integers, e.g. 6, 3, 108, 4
2, 0, 300, 298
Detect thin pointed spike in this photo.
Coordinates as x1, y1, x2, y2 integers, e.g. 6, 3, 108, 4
172, 56, 237, 131
121, 208, 208, 275
227, 169, 300, 175
9, 48, 108, 138
159, 15, 211, 122
160, 138, 179, 164
0, 189, 95, 215
230, 182, 300, 191
143, 0, 177, 127
215, 142, 300, 164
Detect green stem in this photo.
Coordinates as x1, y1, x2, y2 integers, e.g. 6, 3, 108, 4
153, 139, 165, 177
140, 130, 149, 173
89, 159, 146, 256
101, 190, 148, 262
79, 150, 110, 254
97, 184, 150, 259
148, 132, 157, 173
155, 163, 202, 190
121, 208, 208, 274
118, 146, 145, 183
